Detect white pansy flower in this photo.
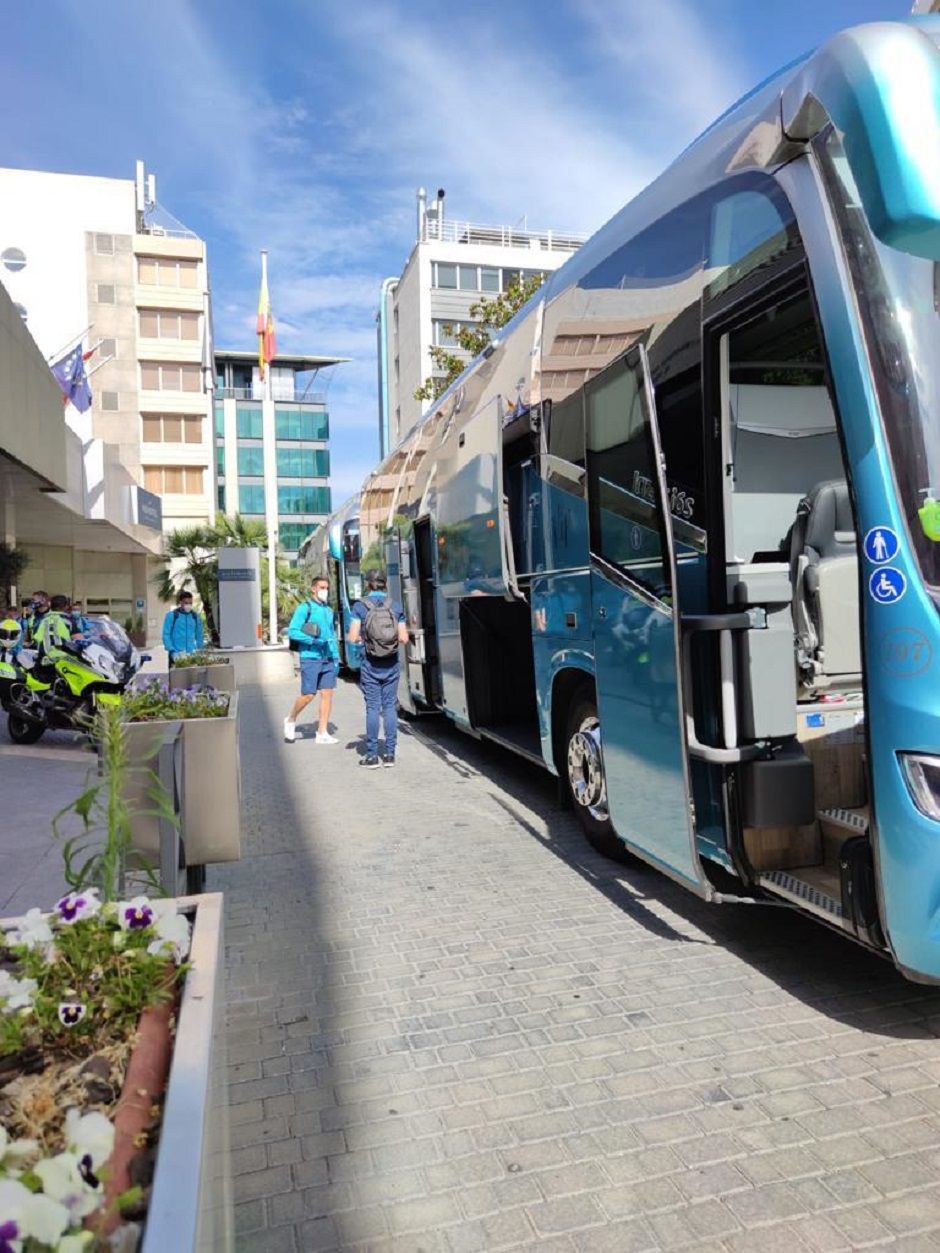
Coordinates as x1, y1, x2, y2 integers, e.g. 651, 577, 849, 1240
0, 970, 37, 1012
115, 896, 155, 932
33, 1154, 100, 1223
54, 890, 100, 925
56, 1235, 94, 1252
0, 1124, 38, 1172
64, 1111, 114, 1171
7, 908, 53, 951
0, 1177, 70, 1247
147, 909, 191, 963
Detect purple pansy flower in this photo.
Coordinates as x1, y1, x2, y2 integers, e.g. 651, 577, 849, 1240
120, 899, 154, 930
0, 1219, 19, 1253
55, 890, 100, 924
58, 1002, 87, 1027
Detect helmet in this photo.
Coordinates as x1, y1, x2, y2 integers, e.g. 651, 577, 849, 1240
0, 618, 22, 649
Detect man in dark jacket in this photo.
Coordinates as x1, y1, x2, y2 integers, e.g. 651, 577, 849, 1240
347, 569, 408, 769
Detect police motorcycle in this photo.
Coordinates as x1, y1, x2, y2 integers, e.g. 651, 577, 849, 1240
1, 616, 143, 744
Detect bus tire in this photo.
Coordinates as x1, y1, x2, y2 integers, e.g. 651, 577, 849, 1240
7, 712, 45, 745
564, 690, 633, 863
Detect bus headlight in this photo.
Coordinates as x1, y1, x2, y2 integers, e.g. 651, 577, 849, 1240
899, 753, 940, 822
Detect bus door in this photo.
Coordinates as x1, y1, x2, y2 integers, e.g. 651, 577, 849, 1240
407, 518, 442, 708
386, 530, 419, 714
586, 344, 708, 892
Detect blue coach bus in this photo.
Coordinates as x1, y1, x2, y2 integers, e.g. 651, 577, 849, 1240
299, 495, 363, 672
352, 18, 940, 981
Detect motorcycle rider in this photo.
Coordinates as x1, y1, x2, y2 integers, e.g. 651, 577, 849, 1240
162, 589, 204, 663
69, 599, 90, 636
25, 590, 50, 645
0, 611, 22, 660
33, 595, 75, 669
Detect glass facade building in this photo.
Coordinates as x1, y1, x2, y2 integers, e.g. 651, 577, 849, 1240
214, 350, 343, 563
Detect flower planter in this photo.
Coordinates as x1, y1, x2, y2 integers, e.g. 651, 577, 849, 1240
126, 693, 242, 870
0, 893, 231, 1251
141, 892, 231, 1252
169, 662, 236, 694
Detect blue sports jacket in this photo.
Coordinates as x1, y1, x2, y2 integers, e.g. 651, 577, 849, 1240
162, 607, 204, 657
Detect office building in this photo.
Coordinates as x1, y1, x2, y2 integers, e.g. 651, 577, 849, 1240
376, 189, 586, 455
214, 350, 344, 563
0, 161, 215, 543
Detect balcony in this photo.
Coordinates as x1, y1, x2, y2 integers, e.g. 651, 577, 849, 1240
214, 386, 327, 405
421, 219, 586, 252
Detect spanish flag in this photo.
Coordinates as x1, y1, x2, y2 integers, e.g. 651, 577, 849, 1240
257, 250, 277, 379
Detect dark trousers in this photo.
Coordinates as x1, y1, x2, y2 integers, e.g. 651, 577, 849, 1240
360, 660, 399, 756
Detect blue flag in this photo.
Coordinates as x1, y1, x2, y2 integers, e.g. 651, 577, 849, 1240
50, 344, 92, 413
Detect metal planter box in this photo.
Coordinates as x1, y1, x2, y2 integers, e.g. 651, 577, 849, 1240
127, 692, 241, 867
143, 892, 232, 1252
169, 662, 236, 694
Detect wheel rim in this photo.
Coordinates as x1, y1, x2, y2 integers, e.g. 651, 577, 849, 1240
567, 715, 608, 822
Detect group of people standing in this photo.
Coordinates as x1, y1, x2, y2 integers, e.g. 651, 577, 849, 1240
284, 569, 408, 769
0, 590, 90, 657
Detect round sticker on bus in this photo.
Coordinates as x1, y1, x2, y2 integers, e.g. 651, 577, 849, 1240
868, 567, 907, 604
863, 526, 899, 565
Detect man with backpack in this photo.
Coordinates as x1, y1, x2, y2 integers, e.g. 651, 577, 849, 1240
284, 574, 339, 744
162, 589, 204, 663
347, 569, 408, 769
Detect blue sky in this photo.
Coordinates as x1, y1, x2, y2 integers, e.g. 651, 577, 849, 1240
2, 0, 908, 504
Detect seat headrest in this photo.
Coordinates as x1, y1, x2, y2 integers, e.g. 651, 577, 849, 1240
804, 480, 855, 557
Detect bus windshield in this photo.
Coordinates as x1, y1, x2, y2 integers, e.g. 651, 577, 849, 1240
817, 125, 940, 596
345, 563, 362, 603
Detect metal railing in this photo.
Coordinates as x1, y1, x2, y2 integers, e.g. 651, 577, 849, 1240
213, 387, 327, 405
421, 219, 586, 251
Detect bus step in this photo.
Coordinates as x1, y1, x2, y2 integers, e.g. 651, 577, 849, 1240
759, 867, 844, 923
819, 805, 870, 866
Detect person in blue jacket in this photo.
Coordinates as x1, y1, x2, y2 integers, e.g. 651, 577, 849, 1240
284, 573, 339, 744
162, 589, 204, 662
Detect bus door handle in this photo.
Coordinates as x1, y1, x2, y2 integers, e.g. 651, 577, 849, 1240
680, 611, 766, 765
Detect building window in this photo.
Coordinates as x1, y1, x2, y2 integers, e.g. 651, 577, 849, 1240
216, 444, 225, 476
136, 256, 198, 289
141, 414, 202, 444
237, 446, 264, 476
238, 483, 266, 514
217, 485, 225, 512
274, 408, 328, 440
236, 406, 263, 438
214, 403, 225, 436
99, 337, 117, 359
97, 284, 115, 304
278, 523, 312, 551
94, 233, 114, 255
276, 447, 329, 478
277, 485, 331, 514
1, 247, 26, 272
140, 361, 202, 393
432, 319, 476, 348
138, 309, 199, 340
434, 262, 457, 289
458, 264, 478, 291
480, 267, 500, 292
100, 391, 119, 411
143, 465, 205, 495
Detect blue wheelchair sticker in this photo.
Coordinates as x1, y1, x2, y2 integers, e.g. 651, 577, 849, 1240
863, 526, 899, 565
868, 567, 907, 604
806, 713, 825, 728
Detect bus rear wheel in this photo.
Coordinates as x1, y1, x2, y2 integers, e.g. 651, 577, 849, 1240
564, 691, 633, 863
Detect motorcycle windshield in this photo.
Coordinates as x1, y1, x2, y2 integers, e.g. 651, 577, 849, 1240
80, 617, 134, 663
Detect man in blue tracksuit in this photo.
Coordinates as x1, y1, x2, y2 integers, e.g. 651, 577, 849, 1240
284, 574, 339, 744
347, 569, 408, 769
162, 590, 204, 662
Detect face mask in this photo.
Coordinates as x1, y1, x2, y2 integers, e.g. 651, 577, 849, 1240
315, 589, 329, 603
181, 605, 193, 614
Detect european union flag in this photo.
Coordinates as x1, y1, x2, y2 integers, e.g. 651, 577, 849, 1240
50, 344, 92, 413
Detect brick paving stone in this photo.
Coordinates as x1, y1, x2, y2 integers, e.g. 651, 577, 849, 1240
217, 662, 940, 1250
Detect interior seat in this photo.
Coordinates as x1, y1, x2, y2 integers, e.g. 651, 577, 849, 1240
787, 480, 860, 691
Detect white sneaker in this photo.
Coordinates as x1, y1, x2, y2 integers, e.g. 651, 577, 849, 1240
283, 718, 296, 743
315, 731, 338, 745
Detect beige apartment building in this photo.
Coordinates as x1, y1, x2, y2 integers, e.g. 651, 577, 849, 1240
0, 161, 214, 632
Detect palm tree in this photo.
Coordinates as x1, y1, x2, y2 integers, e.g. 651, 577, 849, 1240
213, 513, 268, 549
153, 525, 220, 643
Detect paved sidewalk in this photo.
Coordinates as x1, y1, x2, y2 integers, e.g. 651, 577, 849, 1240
215, 662, 940, 1252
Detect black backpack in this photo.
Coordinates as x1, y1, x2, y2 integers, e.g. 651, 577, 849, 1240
362, 597, 399, 659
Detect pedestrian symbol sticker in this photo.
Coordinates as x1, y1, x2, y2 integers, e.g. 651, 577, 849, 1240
864, 526, 899, 565
869, 567, 907, 605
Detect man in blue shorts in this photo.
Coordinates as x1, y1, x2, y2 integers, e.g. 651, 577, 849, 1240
284, 574, 339, 744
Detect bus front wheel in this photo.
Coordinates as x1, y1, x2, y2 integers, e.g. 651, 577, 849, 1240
564, 692, 632, 863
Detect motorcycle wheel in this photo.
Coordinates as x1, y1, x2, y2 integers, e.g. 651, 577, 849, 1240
7, 712, 45, 745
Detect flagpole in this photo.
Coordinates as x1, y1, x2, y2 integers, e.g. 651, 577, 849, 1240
46, 323, 94, 365
262, 249, 278, 649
